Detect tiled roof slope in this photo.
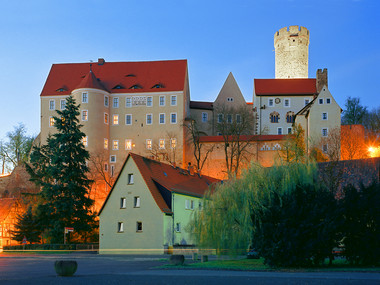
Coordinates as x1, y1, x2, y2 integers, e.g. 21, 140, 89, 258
99, 153, 219, 215
254, 78, 317, 96
0, 198, 17, 221
75, 70, 109, 92
41, 59, 187, 96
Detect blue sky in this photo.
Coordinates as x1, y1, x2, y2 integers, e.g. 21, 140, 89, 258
0, 0, 379, 139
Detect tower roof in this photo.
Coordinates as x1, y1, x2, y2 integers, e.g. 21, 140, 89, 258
74, 69, 109, 92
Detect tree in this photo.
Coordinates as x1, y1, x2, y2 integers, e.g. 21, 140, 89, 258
26, 96, 97, 243
183, 117, 214, 172
341, 97, 368, 125
363, 107, 380, 134
340, 125, 367, 160
280, 124, 306, 163
12, 206, 41, 244
213, 105, 255, 177
145, 132, 182, 167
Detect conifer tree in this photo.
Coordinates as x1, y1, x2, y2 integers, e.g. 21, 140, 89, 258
27, 96, 96, 243
12, 206, 41, 244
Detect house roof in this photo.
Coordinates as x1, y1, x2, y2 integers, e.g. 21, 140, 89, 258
199, 135, 285, 143
0, 198, 17, 222
41, 59, 188, 96
190, 101, 213, 110
254, 78, 317, 96
99, 153, 220, 215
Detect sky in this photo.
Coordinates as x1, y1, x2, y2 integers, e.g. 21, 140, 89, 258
0, 0, 379, 140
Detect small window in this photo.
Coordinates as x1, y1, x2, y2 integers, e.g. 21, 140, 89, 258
227, 97, 234, 102
136, 221, 143, 232
322, 112, 328, 120
146, 139, 152, 149
268, 98, 274, 107
175, 223, 181, 232
304, 99, 310, 106
49, 100, 55, 110
113, 140, 119, 150
236, 114, 241, 124
171, 95, 177, 106
227, 114, 232, 124
198, 201, 203, 211
113, 97, 119, 108
128, 174, 134, 184
113, 114, 119, 125
146, 114, 152, 125
170, 138, 176, 149
217, 114, 223, 123
159, 139, 165, 149
60, 99, 66, 110
126, 114, 132, 125
159, 113, 165, 124
326, 98, 331, 104
277, 127, 283, 135
117, 222, 124, 233
319, 98, 324, 105
111, 165, 115, 177
126, 97, 132, 108
82, 110, 88, 121
104, 138, 109, 149
120, 198, 127, 209
287, 127, 292, 134
170, 113, 177, 124
147, 96, 153, 107
104, 163, 108, 172
104, 113, 109, 124
202, 112, 208, 123
322, 128, 328, 137
134, 196, 140, 207
322, 144, 328, 153
49, 117, 55, 127
104, 95, 109, 107
125, 139, 132, 150
110, 155, 116, 163
284, 98, 290, 107
82, 136, 88, 147
82, 92, 88, 103
159, 96, 165, 106
185, 199, 194, 210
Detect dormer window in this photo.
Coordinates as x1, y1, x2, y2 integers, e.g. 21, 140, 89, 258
129, 84, 142, 89
112, 84, 125, 90
151, 83, 165, 89
56, 87, 67, 92
125, 74, 136, 77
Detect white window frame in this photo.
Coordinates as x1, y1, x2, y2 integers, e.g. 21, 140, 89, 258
147, 96, 153, 107
125, 114, 132, 125
113, 97, 119, 108
104, 113, 109, 125
126, 97, 132, 108
60, 99, 66, 110
120, 198, 127, 209
326, 98, 331, 104
277, 127, 283, 135
171, 95, 177, 106
170, 112, 177, 124
128, 173, 134, 185
82, 92, 88, 103
110, 155, 116, 163
125, 139, 132, 150
146, 139, 152, 149
159, 139, 165, 149
287, 127, 292, 134
159, 113, 165, 124
117, 222, 124, 233
322, 128, 328, 137
82, 110, 88, 121
113, 140, 119, 150
113, 114, 119, 125
322, 112, 328, 120
104, 95, 109, 107
146, 114, 153, 125
49, 100, 55, 110
134, 196, 140, 208
319, 98, 324, 105
284, 98, 290, 108
159, 95, 165, 106
268, 98, 274, 107
104, 138, 109, 150
202, 112, 208, 123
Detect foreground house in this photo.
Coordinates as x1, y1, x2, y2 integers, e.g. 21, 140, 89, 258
99, 153, 219, 254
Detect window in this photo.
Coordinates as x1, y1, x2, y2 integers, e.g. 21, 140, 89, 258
125, 139, 132, 150
270, 111, 279, 123
273, 143, 281, 150
117, 222, 124, 233
227, 114, 232, 124
49, 117, 55, 127
185, 199, 194, 210
82, 136, 88, 147
113, 97, 119, 108
277, 127, 283, 135
284, 98, 290, 107
104, 95, 109, 107
175, 223, 181, 232
60, 99, 66, 110
104, 163, 108, 172
236, 114, 241, 124
49, 100, 55, 110
322, 112, 328, 120
146, 114, 152, 125
322, 144, 328, 153
126, 114, 132, 125
147, 96, 153, 107
319, 98, 324, 104
170, 138, 176, 149
111, 165, 115, 177
198, 201, 203, 211
128, 174, 134, 184
82, 110, 88, 121
171, 95, 177, 106
304, 99, 310, 106
120, 198, 127, 209
82, 92, 88, 103
104, 113, 109, 124
126, 97, 132, 108
217, 114, 223, 123
104, 138, 109, 149
113, 114, 119, 125
227, 97, 234, 102
170, 113, 177, 124
136, 221, 143, 232
146, 139, 152, 149
202, 112, 208, 123
159, 96, 165, 106
286, 111, 295, 123
159, 139, 165, 149
287, 127, 292, 134
134, 196, 140, 208
268, 98, 274, 107
322, 128, 328, 137
159, 113, 165, 124
110, 155, 116, 163
326, 98, 331, 104
113, 140, 119, 150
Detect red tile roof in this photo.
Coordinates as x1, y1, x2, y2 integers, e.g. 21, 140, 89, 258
190, 101, 213, 110
75, 70, 109, 92
254, 79, 317, 96
199, 135, 285, 143
99, 153, 219, 215
41, 59, 187, 96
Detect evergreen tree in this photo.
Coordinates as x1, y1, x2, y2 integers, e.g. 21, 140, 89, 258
12, 206, 41, 244
27, 96, 96, 243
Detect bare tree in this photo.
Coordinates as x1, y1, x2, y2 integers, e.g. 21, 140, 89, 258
183, 117, 214, 172
146, 132, 181, 167
214, 105, 255, 178
318, 126, 341, 162
340, 125, 366, 160
87, 150, 115, 190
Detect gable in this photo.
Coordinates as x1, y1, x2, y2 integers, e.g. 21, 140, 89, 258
214, 73, 247, 107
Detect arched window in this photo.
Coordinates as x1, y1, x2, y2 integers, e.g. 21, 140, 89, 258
270, 111, 279, 123
286, 111, 295, 123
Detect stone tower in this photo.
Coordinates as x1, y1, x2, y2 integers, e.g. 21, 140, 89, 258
274, 26, 310, 79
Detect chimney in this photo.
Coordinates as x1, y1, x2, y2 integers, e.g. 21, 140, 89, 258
316, 68, 328, 93
98, 58, 105, 65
